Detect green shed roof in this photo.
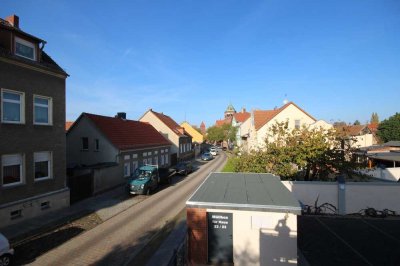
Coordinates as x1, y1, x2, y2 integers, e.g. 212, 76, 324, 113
186, 173, 301, 214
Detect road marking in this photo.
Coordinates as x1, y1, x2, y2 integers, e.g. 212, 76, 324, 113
315, 217, 373, 266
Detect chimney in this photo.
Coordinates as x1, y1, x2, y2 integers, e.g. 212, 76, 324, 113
241, 107, 246, 113
5, 14, 19, 28
116, 112, 126, 119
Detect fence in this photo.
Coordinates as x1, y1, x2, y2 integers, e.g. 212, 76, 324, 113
358, 167, 400, 182
282, 181, 400, 215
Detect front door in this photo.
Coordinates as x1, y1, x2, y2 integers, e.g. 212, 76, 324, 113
207, 212, 233, 264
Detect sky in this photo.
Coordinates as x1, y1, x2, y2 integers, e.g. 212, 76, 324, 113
2, 0, 400, 127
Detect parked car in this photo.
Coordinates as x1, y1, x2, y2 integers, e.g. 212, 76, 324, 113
210, 147, 217, 156
0, 233, 13, 266
127, 165, 176, 195
201, 152, 213, 161
174, 161, 193, 176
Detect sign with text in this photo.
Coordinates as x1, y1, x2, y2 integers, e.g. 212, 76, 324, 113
207, 212, 233, 263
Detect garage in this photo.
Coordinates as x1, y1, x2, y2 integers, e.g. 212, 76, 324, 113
186, 172, 301, 265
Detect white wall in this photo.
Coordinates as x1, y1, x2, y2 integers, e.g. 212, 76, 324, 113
359, 167, 400, 181
351, 134, 375, 148
283, 181, 338, 208
140, 111, 179, 154
207, 209, 298, 266
67, 116, 119, 166
282, 181, 400, 214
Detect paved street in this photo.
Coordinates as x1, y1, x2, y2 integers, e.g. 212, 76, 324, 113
28, 153, 227, 266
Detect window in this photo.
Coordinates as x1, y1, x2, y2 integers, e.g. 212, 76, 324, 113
148, 152, 152, 156
295, 119, 301, 129
143, 158, 147, 165
124, 155, 130, 160
34, 96, 52, 125
1, 89, 24, 123
34, 151, 52, 180
124, 162, 130, 177
15, 37, 36, 60
148, 158, 152, 165
132, 154, 138, 159
161, 155, 165, 166
95, 139, 99, 151
2, 154, 23, 186
132, 161, 138, 172
154, 157, 158, 166
165, 154, 169, 165
82, 137, 89, 150
161, 149, 164, 154
143, 152, 148, 157
155, 151, 158, 155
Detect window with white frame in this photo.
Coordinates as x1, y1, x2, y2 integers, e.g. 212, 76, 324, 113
143, 158, 147, 165
124, 155, 130, 160
1, 89, 24, 124
295, 119, 301, 129
34, 151, 52, 180
143, 152, 148, 157
132, 154, 138, 159
34, 96, 52, 125
15, 37, 36, 61
1, 154, 24, 186
132, 161, 138, 172
161, 149, 164, 154
124, 162, 130, 177
148, 151, 152, 156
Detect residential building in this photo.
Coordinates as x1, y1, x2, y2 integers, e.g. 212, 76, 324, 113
231, 108, 250, 147
246, 102, 319, 151
0, 15, 69, 227
335, 124, 377, 148
181, 121, 204, 144
66, 112, 172, 198
139, 109, 193, 164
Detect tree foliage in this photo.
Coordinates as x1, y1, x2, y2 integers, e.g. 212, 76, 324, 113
377, 113, 400, 142
370, 112, 379, 124
353, 120, 361, 125
234, 121, 360, 181
206, 124, 237, 143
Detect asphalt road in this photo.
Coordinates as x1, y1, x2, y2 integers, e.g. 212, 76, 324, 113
29, 153, 227, 266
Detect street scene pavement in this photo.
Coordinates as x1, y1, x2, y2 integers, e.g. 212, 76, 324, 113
13, 153, 226, 265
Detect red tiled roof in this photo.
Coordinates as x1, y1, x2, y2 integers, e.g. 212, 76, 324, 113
65, 121, 74, 131
254, 102, 316, 130
150, 110, 188, 137
83, 113, 171, 150
234, 112, 250, 123
254, 110, 279, 130
335, 125, 369, 136
368, 123, 378, 133
215, 117, 232, 127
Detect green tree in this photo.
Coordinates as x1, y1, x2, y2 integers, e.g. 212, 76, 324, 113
206, 126, 224, 142
234, 121, 360, 180
353, 120, 361, 125
377, 113, 400, 142
370, 112, 379, 124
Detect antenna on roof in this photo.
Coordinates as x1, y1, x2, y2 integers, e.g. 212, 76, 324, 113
283, 93, 289, 105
